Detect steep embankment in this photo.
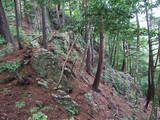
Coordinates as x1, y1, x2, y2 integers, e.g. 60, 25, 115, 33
0, 31, 148, 120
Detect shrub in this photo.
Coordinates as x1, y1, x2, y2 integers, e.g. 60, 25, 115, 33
0, 60, 21, 73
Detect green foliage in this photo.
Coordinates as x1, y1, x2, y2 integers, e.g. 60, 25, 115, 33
15, 101, 26, 109
30, 106, 54, 113
30, 107, 40, 113
6, 11, 15, 22
138, 77, 148, 95
9, 25, 35, 46
113, 79, 129, 95
0, 36, 6, 45
0, 60, 21, 73
68, 51, 78, 63
41, 106, 54, 111
65, 117, 76, 120
65, 106, 79, 115
28, 112, 48, 120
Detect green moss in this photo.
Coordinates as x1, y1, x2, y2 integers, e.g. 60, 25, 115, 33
68, 51, 78, 63
0, 60, 21, 73
53, 95, 80, 115
65, 117, 76, 120
30, 107, 40, 113
28, 112, 48, 120
15, 101, 26, 109
30, 106, 54, 113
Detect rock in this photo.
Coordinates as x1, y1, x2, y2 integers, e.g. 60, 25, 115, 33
49, 9, 71, 29
49, 32, 71, 55
84, 93, 97, 106
53, 32, 70, 42
52, 94, 79, 115
35, 100, 44, 108
36, 78, 48, 90
31, 49, 58, 78
31, 48, 73, 90
0, 45, 14, 59
30, 40, 40, 48
102, 67, 140, 102
57, 90, 67, 96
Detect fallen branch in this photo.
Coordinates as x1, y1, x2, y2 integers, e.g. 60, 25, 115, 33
56, 39, 76, 88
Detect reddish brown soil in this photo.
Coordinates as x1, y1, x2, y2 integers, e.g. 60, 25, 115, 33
0, 38, 149, 120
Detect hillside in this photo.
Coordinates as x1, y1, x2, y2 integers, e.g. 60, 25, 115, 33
0, 30, 149, 120
1, 0, 160, 119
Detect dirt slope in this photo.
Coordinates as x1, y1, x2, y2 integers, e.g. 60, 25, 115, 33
0, 47, 149, 120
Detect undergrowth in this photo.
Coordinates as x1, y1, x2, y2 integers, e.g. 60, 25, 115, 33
0, 60, 21, 73
28, 112, 48, 120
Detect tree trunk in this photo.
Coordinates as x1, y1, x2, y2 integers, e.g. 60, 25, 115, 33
149, 72, 160, 120
0, 0, 15, 46
90, 36, 94, 66
62, 0, 65, 27
85, 26, 92, 75
144, 0, 155, 108
14, 0, 23, 49
17, 0, 22, 26
149, 22, 160, 120
41, 5, 48, 49
69, 0, 72, 17
92, 23, 104, 91
115, 45, 119, 70
121, 40, 127, 72
112, 45, 117, 68
56, 5, 61, 29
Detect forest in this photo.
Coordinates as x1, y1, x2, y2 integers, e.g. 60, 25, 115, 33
0, 0, 160, 119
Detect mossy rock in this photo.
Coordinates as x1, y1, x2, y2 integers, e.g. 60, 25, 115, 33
52, 94, 79, 115
31, 48, 73, 90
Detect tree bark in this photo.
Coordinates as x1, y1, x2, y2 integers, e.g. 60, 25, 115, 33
14, 0, 23, 49
85, 25, 92, 75
121, 40, 127, 72
0, 0, 15, 46
144, 0, 155, 109
56, 4, 61, 29
112, 45, 117, 68
92, 23, 104, 91
62, 0, 65, 27
41, 5, 48, 49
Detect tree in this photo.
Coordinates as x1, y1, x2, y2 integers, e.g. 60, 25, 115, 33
0, 0, 15, 46
92, 22, 104, 91
144, 0, 155, 109
14, 0, 23, 49
41, 4, 48, 49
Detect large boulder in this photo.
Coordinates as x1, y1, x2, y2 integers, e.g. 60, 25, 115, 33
102, 67, 141, 102
31, 48, 73, 90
